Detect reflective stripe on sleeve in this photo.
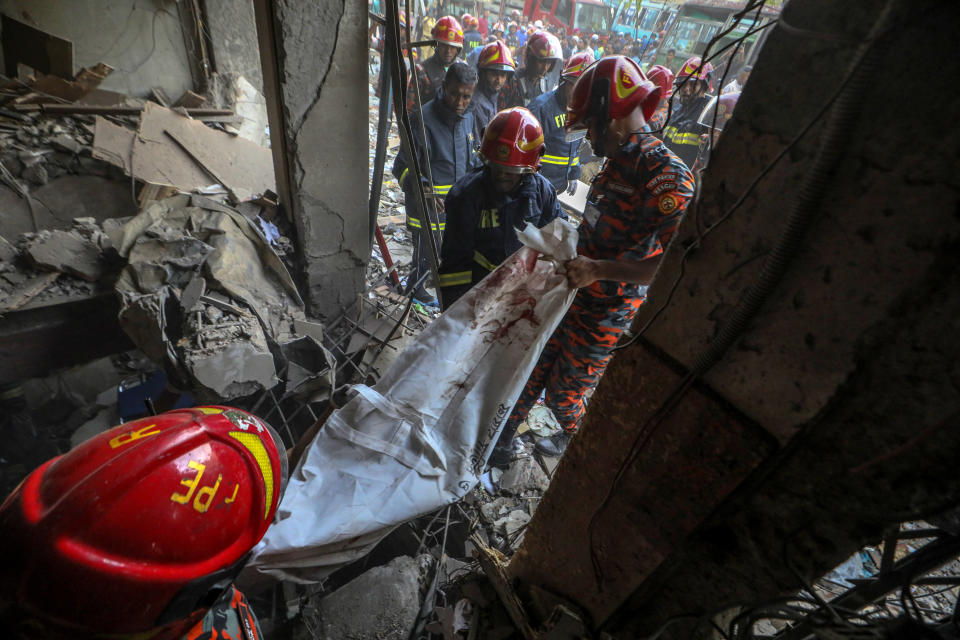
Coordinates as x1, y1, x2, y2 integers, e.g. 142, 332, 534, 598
439, 271, 472, 286
433, 184, 453, 196
541, 154, 575, 165
407, 217, 445, 231
473, 251, 497, 272
400, 168, 409, 185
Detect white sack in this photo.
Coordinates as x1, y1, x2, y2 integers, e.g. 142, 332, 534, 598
246, 219, 578, 583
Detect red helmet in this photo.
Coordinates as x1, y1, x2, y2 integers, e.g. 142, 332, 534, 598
478, 40, 517, 73
480, 107, 545, 173
566, 55, 661, 131
525, 30, 563, 62
677, 56, 714, 82
647, 64, 674, 99
399, 9, 407, 29
433, 16, 464, 48
0, 406, 288, 638
461, 13, 473, 27
561, 50, 595, 80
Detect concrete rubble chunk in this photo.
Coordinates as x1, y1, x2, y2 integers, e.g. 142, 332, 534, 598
493, 510, 531, 538
24, 229, 104, 281
308, 556, 422, 640
0, 235, 18, 263
50, 133, 83, 155
500, 456, 550, 495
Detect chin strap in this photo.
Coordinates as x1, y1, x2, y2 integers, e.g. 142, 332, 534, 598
588, 77, 611, 157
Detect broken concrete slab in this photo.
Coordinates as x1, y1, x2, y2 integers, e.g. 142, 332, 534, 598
493, 510, 531, 538
187, 341, 279, 399
500, 457, 550, 496
0, 235, 18, 263
31, 175, 135, 226
308, 556, 421, 640
23, 229, 104, 281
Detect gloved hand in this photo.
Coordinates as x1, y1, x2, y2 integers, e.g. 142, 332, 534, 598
565, 180, 578, 195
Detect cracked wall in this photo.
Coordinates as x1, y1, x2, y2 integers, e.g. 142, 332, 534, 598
509, 0, 960, 634
266, 0, 368, 319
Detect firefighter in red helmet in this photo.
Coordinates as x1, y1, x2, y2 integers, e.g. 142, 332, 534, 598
498, 30, 563, 109
468, 40, 517, 140
645, 63, 674, 132
490, 56, 695, 464
526, 50, 594, 194
438, 107, 566, 308
0, 406, 288, 639
663, 55, 714, 167
407, 15, 465, 112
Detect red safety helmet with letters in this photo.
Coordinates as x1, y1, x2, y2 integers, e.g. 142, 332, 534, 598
478, 40, 517, 73
646, 64, 674, 99
480, 107, 545, 173
0, 406, 288, 639
560, 50, 595, 81
433, 16, 464, 48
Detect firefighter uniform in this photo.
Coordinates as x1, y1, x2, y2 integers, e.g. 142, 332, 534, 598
506, 133, 695, 431
647, 100, 671, 133
463, 27, 483, 53
663, 93, 710, 168
392, 91, 480, 293
438, 169, 566, 307
526, 88, 582, 191
497, 67, 546, 110
468, 82, 500, 141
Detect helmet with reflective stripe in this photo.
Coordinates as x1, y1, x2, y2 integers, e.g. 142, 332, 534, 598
461, 13, 473, 26
433, 16, 464, 47
526, 30, 562, 62
478, 40, 517, 73
677, 56, 713, 81
565, 55, 661, 132
399, 9, 407, 29
480, 107, 545, 173
0, 406, 288, 639
647, 64, 674, 99
561, 50, 595, 80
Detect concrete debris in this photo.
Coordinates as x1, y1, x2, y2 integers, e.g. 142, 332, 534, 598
111, 194, 330, 402
304, 556, 423, 640
499, 456, 551, 495
92, 102, 274, 203
22, 228, 104, 281
0, 235, 18, 263
493, 509, 531, 539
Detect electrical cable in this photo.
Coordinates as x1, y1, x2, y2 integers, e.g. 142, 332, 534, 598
587, 0, 899, 591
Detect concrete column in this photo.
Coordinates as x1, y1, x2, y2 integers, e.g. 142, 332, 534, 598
254, 0, 369, 320
508, 0, 960, 635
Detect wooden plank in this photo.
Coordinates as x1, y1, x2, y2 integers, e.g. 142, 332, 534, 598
472, 533, 537, 640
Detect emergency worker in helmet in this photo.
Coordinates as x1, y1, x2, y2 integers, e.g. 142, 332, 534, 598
498, 30, 563, 109
692, 90, 740, 173
662, 56, 714, 168
438, 107, 566, 309
462, 15, 483, 52
468, 41, 517, 141
644, 64, 675, 132
407, 16, 465, 112
394, 63, 481, 305
526, 50, 594, 194
0, 406, 288, 639
490, 56, 695, 464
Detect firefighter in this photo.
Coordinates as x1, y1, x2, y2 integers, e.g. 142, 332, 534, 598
525, 50, 594, 194
0, 406, 288, 639
463, 15, 484, 53
468, 40, 517, 140
645, 63, 675, 132
407, 16, 464, 112
498, 30, 563, 110
438, 107, 566, 309
662, 56, 714, 168
505, 22, 521, 52
393, 63, 481, 305
490, 56, 695, 464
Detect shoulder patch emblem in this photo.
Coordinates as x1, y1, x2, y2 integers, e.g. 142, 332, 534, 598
658, 194, 679, 215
